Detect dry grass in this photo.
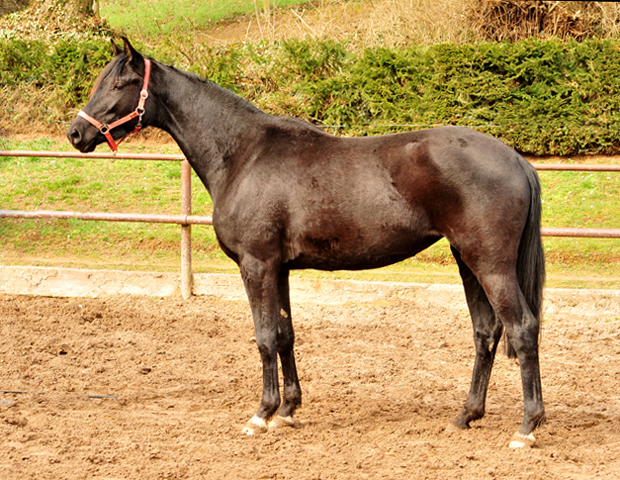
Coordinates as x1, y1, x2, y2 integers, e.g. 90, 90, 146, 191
198, 0, 620, 50
471, 1, 620, 42
201, 0, 477, 50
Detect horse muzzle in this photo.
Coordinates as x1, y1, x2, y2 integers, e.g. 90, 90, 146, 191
66, 120, 97, 153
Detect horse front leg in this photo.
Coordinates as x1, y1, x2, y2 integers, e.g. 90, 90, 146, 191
269, 268, 302, 429
240, 256, 282, 435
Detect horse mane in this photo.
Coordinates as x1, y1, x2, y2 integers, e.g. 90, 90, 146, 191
185, 68, 264, 115
165, 61, 326, 133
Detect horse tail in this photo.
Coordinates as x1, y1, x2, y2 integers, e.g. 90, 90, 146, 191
505, 156, 546, 358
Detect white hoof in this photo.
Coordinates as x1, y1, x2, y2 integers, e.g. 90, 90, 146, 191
268, 415, 295, 429
242, 415, 268, 436
445, 423, 462, 434
509, 432, 536, 448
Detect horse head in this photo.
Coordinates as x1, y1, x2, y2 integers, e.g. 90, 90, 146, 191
67, 38, 152, 152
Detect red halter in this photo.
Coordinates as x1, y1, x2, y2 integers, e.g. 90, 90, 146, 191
77, 58, 152, 152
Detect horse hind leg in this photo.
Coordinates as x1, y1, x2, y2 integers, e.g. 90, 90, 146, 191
269, 269, 302, 430
448, 247, 503, 432
461, 255, 545, 448
503, 289, 546, 448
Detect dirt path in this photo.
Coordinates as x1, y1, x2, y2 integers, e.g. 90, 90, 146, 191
1, 293, 619, 479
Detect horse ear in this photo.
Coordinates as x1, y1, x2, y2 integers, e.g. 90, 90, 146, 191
111, 39, 122, 56
122, 37, 144, 69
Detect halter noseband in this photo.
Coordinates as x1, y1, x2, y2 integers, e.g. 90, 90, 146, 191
77, 58, 152, 152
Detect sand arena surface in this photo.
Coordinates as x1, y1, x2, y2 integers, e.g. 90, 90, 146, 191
1, 291, 619, 479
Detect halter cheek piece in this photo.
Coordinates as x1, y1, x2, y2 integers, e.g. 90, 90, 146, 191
77, 58, 152, 152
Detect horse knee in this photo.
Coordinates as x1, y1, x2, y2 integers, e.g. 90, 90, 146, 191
256, 338, 278, 365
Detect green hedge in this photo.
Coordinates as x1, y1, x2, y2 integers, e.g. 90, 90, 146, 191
0, 39, 112, 95
0, 39, 113, 129
2, 37, 620, 155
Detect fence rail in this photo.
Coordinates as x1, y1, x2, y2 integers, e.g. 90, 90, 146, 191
0, 209, 213, 225
1, 150, 185, 161
530, 163, 620, 172
1, 150, 620, 297
540, 227, 620, 238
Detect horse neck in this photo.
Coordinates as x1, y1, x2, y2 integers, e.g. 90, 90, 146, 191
149, 61, 267, 200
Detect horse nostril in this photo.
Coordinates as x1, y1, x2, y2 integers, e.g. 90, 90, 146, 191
67, 127, 82, 146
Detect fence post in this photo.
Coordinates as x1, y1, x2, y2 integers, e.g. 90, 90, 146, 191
181, 160, 193, 299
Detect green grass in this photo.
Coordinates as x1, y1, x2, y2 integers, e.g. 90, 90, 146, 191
2, 138, 620, 288
541, 161, 620, 289
0, 137, 230, 272
101, 0, 313, 37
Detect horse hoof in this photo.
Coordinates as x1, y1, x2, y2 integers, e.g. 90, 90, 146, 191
509, 432, 536, 448
242, 415, 268, 436
445, 422, 463, 433
268, 415, 295, 430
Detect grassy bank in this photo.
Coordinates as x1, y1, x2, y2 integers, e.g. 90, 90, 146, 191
2, 137, 620, 289
101, 0, 313, 37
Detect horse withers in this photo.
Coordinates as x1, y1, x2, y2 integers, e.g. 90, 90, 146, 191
67, 38, 546, 448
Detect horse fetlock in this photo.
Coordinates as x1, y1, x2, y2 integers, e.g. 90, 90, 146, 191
242, 415, 269, 436
534, 411, 547, 429
450, 414, 472, 431
522, 408, 546, 435
452, 404, 484, 429
277, 401, 300, 420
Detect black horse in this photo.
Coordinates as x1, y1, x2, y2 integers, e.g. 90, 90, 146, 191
67, 38, 546, 448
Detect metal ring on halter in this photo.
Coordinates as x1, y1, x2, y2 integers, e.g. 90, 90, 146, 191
100, 125, 110, 135
140, 90, 148, 100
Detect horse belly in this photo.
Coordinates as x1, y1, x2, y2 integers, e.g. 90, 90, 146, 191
285, 213, 439, 271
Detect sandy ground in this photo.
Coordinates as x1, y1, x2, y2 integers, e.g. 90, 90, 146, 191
1, 291, 619, 479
